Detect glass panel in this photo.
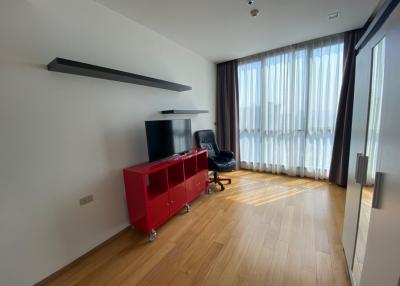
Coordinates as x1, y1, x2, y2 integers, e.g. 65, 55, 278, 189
352, 38, 386, 285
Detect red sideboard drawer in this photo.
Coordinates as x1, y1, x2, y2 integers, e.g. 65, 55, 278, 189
198, 170, 208, 187
169, 182, 187, 216
147, 192, 169, 230
195, 171, 208, 192
186, 172, 207, 202
185, 176, 196, 202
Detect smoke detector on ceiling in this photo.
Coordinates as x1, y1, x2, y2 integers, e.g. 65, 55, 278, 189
248, 0, 255, 5
250, 9, 260, 17
328, 11, 340, 19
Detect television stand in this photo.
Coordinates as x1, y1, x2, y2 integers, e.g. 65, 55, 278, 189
123, 148, 209, 241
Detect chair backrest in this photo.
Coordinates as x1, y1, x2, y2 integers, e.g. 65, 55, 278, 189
194, 129, 220, 158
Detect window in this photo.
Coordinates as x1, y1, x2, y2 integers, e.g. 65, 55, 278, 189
238, 36, 344, 179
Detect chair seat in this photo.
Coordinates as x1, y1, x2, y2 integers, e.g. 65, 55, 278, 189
210, 157, 237, 172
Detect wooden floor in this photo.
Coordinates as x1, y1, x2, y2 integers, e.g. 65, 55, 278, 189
43, 171, 350, 286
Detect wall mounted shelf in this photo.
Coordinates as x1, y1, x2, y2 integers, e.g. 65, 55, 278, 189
160, 110, 209, 114
47, 58, 192, 92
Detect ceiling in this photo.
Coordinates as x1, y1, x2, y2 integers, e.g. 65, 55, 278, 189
95, 0, 379, 63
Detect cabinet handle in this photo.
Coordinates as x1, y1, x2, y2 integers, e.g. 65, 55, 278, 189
372, 172, 384, 209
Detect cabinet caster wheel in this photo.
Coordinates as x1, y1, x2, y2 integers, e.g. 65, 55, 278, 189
206, 187, 212, 195
185, 203, 192, 213
149, 229, 157, 242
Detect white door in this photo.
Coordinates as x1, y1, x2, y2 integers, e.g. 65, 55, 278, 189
360, 4, 400, 286
352, 34, 386, 286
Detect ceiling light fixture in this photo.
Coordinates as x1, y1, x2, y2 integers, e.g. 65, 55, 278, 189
248, 0, 255, 5
250, 9, 259, 17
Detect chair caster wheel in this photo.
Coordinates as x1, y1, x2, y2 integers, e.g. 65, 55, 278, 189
206, 187, 212, 195
185, 203, 192, 213
149, 229, 157, 242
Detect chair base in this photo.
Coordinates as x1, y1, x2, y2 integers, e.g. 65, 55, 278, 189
209, 171, 231, 191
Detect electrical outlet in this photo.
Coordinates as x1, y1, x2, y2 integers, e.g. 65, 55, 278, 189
80, 194, 94, 206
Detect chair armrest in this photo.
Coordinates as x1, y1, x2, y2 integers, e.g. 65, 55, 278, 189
219, 150, 235, 159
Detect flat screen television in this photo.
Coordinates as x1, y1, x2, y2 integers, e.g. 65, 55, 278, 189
145, 119, 192, 162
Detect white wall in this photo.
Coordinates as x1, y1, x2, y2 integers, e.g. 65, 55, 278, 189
0, 1, 216, 285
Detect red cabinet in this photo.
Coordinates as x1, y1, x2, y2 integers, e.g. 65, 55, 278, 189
123, 148, 209, 240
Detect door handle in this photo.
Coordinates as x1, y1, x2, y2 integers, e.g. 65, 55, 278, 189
372, 172, 384, 209
355, 153, 363, 183
355, 154, 368, 185
360, 155, 369, 186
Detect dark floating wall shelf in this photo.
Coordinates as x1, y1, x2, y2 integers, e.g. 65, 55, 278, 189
161, 110, 209, 114
47, 58, 192, 92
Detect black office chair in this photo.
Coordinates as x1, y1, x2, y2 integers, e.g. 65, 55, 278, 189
194, 129, 236, 191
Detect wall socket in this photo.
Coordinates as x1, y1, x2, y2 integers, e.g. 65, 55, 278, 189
80, 194, 94, 206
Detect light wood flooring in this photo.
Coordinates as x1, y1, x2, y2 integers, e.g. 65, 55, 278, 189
42, 170, 350, 286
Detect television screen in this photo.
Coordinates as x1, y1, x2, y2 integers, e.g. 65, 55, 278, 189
145, 119, 192, 162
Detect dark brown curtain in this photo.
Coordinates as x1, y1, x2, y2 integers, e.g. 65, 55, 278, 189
216, 60, 240, 169
329, 29, 364, 187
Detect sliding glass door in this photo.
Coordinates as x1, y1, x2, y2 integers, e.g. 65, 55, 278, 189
238, 35, 344, 179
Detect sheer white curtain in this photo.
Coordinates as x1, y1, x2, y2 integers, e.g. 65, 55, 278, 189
239, 35, 344, 179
